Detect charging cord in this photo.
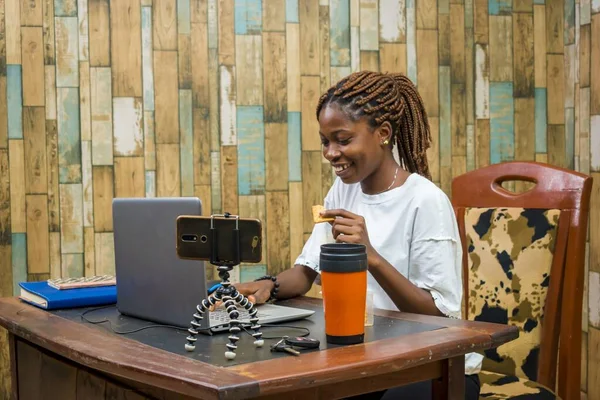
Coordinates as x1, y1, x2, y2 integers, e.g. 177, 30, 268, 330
80, 305, 197, 335
242, 324, 310, 339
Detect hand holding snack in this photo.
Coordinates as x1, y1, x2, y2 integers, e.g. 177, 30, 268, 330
318, 208, 382, 269
312, 205, 335, 223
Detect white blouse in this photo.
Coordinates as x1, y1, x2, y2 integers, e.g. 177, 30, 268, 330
295, 173, 484, 375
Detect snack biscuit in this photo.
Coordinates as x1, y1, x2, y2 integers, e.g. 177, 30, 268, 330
312, 205, 334, 223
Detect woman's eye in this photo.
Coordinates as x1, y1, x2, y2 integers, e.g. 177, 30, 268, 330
338, 139, 350, 145
321, 140, 329, 146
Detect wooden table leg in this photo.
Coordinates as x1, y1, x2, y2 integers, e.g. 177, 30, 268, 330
432, 356, 465, 400
9, 334, 18, 400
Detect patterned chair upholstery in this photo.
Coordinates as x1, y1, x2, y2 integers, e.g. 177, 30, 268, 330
464, 207, 560, 399
452, 161, 593, 400
478, 372, 557, 399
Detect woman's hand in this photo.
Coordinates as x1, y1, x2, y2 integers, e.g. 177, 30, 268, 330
212, 280, 273, 310
319, 208, 382, 268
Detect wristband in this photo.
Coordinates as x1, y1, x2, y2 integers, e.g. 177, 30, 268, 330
254, 275, 279, 302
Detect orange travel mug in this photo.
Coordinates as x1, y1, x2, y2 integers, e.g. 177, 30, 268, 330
320, 243, 368, 345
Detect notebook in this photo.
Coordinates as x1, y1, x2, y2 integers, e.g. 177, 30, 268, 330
19, 281, 117, 310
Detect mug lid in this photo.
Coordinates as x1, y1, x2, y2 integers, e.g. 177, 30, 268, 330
319, 243, 367, 273
320, 243, 366, 253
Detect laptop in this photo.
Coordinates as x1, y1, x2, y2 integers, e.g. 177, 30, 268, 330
112, 197, 314, 333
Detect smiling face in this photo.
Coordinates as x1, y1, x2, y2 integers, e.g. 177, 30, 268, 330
318, 104, 393, 190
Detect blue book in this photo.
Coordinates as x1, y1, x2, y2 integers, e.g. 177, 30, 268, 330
19, 281, 117, 310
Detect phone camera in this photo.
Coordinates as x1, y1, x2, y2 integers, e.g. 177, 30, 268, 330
182, 234, 198, 242
200, 235, 208, 243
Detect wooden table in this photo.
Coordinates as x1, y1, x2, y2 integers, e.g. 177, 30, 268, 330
0, 296, 517, 399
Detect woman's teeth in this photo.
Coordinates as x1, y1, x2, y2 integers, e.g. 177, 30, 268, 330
334, 164, 350, 172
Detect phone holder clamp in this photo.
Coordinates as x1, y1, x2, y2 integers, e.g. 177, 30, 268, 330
183, 213, 264, 360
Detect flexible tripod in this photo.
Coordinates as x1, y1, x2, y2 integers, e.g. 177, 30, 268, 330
184, 213, 264, 360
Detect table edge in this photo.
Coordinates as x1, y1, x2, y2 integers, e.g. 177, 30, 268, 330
0, 296, 519, 399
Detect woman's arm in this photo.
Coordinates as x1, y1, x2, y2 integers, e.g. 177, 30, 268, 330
274, 264, 318, 299
233, 264, 318, 304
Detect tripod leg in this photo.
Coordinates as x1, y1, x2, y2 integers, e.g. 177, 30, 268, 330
184, 292, 220, 352
233, 291, 264, 347
222, 294, 241, 360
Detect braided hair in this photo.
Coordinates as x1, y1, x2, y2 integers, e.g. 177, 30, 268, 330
316, 71, 432, 180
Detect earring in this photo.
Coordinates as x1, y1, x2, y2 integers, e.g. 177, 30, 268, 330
381, 139, 389, 146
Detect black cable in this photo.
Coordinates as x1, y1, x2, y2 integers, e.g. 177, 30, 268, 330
80, 305, 200, 335
80, 305, 311, 339
241, 323, 310, 339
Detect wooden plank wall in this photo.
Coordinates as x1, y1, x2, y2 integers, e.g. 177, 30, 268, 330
0, 0, 598, 397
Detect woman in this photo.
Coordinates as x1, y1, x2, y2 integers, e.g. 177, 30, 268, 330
235, 71, 482, 399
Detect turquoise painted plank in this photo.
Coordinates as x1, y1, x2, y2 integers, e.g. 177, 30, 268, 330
488, 0, 511, 15
55, 17, 79, 88
439, 67, 451, 167
178, 0, 191, 35
145, 170, 156, 197
288, 112, 302, 181
535, 88, 547, 153
490, 82, 514, 164
235, 0, 246, 34
234, 0, 262, 35
180, 90, 194, 196
246, 0, 263, 33
7, 65, 23, 140
142, 6, 155, 111
533, 0, 544, 4
286, 0, 299, 23
63, 253, 84, 278
564, 0, 575, 45
237, 106, 265, 195
240, 264, 267, 282
12, 233, 27, 295
54, 0, 77, 17
406, 0, 417, 84
330, 0, 351, 67
565, 107, 574, 169
58, 88, 82, 183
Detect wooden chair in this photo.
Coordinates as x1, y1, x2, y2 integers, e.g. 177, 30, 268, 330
451, 161, 593, 400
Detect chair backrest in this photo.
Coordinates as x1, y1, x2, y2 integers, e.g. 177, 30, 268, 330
451, 161, 592, 400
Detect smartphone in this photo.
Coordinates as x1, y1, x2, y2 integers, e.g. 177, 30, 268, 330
176, 215, 262, 264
